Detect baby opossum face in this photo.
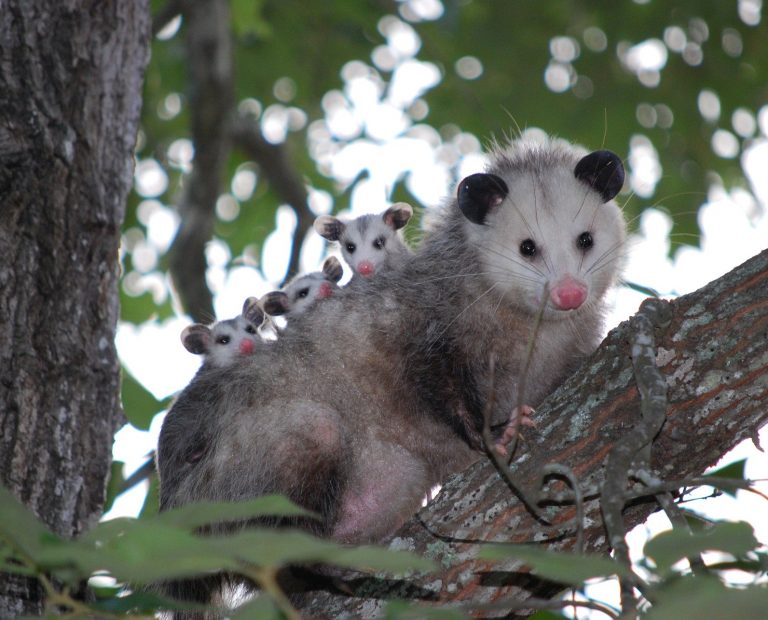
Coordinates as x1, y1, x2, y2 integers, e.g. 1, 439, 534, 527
458, 148, 626, 317
314, 203, 413, 278
262, 256, 343, 319
181, 297, 265, 367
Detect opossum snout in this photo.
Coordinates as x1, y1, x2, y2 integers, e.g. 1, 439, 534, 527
357, 261, 375, 277
317, 281, 333, 299
550, 277, 588, 310
239, 339, 255, 355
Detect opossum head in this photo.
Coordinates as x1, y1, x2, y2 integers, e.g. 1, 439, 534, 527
314, 203, 413, 278
457, 139, 626, 318
263, 256, 343, 318
181, 298, 265, 367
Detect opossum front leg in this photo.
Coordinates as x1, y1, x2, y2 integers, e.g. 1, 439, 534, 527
493, 405, 535, 457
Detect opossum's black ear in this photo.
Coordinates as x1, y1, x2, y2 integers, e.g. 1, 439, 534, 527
181, 324, 211, 355
322, 256, 344, 283
457, 173, 508, 225
262, 292, 290, 316
574, 150, 624, 202
383, 202, 413, 230
314, 215, 345, 241
242, 296, 265, 326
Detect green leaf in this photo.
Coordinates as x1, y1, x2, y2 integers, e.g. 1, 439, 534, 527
529, 612, 566, 620
154, 495, 317, 529
139, 468, 160, 518
121, 367, 168, 430
644, 521, 759, 576
384, 599, 468, 619
0, 485, 60, 561
705, 459, 748, 497
646, 576, 768, 620
103, 460, 126, 514
89, 590, 198, 615
230, 595, 282, 620
40, 522, 238, 584
479, 544, 629, 585
209, 529, 435, 574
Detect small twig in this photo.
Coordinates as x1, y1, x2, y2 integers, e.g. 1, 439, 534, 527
600, 299, 671, 616
466, 595, 620, 619
510, 282, 549, 458
238, 564, 300, 620
482, 355, 544, 519
633, 468, 708, 577
541, 463, 585, 553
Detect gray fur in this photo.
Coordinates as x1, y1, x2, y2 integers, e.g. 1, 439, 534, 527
158, 136, 626, 607
313, 203, 413, 278
180, 298, 265, 369
261, 257, 343, 322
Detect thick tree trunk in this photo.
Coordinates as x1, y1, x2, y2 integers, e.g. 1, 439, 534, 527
298, 249, 768, 617
0, 2, 149, 615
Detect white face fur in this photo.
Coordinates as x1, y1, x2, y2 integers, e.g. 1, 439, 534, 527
181, 316, 261, 368
282, 272, 337, 317
463, 151, 626, 318
314, 203, 413, 278
339, 216, 405, 277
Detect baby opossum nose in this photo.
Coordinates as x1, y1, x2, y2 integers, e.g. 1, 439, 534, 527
550, 278, 588, 310
239, 339, 255, 355
357, 261, 375, 277
317, 281, 333, 299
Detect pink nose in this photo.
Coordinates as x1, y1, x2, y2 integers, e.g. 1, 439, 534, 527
317, 281, 333, 299
239, 339, 255, 355
357, 261, 375, 277
550, 278, 588, 310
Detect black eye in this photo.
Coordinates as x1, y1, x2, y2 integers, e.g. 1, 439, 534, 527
345, 242, 356, 254
245, 325, 256, 334
520, 239, 537, 257
577, 232, 593, 250
297, 287, 310, 299
216, 335, 230, 345
373, 236, 386, 250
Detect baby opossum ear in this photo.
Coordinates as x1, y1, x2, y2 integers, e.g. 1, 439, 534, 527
181, 324, 211, 355
574, 150, 625, 202
262, 291, 290, 316
322, 256, 344, 283
314, 215, 346, 241
382, 202, 413, 230
242, 296, 265, 326
457, 173, 508, 225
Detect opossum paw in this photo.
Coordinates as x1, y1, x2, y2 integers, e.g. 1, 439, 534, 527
493, 405, 535, 457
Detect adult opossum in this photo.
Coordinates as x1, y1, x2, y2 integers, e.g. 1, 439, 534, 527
157, 136, 626, 605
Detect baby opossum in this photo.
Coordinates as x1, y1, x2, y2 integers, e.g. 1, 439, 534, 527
180, 297, 265, 368
157, 137, 626, 609
261, 256, 343, 321
313, 203, 413, 278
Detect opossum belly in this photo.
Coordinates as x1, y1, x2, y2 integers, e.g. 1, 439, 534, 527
331, 442, 429, 544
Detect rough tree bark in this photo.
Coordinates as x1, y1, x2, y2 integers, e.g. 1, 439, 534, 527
0, 2, 149, 616
298, 249, 768, 618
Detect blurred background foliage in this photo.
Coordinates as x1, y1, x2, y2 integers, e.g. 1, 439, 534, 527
114, 0, 767, 514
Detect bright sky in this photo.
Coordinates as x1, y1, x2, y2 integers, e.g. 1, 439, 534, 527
109, 4, 768, 616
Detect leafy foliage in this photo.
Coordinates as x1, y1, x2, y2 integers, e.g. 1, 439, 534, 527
0, 485, 434, 618
480, 515, 768, 618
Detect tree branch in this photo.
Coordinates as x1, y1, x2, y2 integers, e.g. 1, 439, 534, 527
230, 112, 314, 286
297, 249, 768, 617
167, 0, 233, 322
